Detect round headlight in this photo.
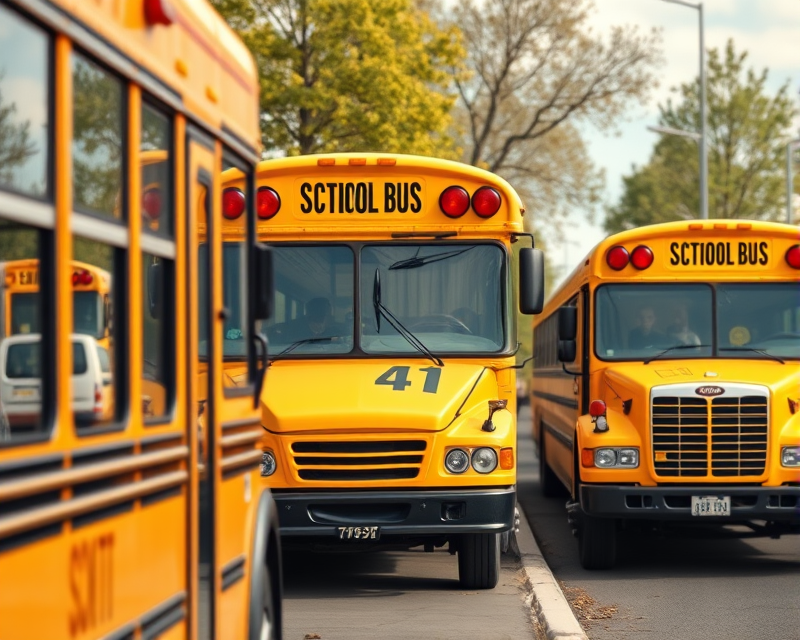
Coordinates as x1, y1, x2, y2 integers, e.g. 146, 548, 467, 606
260, 451, 276, 477
471, 447, 498, 474
594, 448, 617, 468
445, 448, 470, 474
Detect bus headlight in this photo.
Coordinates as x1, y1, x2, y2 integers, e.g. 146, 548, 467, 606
260, 451, 277, 477
591, 447, 639, 468
471, 447, 498, 474
781, 447, 800, 467
445, 448, 470, 474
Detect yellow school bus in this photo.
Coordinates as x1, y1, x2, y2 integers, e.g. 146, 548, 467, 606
223, 153, 545, 589
0, 0, 281, 638
531, 219, 800, 570
1, 259, 111, 343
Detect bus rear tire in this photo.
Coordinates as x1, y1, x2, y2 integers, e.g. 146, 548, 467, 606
539, 434, 561, 498
578, 515, 617, 570
457, 532, 500, 589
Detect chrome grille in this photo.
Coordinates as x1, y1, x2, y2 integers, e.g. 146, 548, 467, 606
652, 390, 768, 478
290, 440, 427, 482
710, 396, 768, 476
652, 397, 708, 476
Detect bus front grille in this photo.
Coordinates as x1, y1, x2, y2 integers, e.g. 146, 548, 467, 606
290, 440, 427, 482
652, 393, 768, 478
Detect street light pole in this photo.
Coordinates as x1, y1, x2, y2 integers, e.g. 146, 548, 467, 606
662, 0, 708, 219
788, 139, 800, 224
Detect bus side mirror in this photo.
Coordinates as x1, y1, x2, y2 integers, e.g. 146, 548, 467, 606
519, 248, 544, 315
253, 243, 274, 321
558, 305, 577, 341
558, 340, 576, 363
147, 262, 162, 319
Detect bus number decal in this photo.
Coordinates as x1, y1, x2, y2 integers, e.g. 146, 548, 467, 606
69, 532, 114, 637
375, 366, 441, 393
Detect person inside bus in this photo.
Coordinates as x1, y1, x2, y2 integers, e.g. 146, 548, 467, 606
666, 303, 701, 346
628, 305, 668, 350
285, 297, 345, 341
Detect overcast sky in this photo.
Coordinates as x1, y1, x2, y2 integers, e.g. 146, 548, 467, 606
556, 0, 800, 287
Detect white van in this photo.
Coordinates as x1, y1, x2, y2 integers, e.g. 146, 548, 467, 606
0, 333, 113, 430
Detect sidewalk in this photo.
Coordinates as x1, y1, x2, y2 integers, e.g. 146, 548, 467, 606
514, 504, 588, 640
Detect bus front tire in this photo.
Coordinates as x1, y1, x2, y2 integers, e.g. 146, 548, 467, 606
457, 532, 500, 589
578, 515, 617, 570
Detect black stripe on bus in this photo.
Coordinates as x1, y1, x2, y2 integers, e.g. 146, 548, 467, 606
140, 432, 183, 448
0, 452, 64, 480
221, 555, 246, 591
100, 624, 135, 640
221, 460, 258, 481
72, 441, 135, 466
0, 522, 62, 554
72, 501, 134, 529
141, 486, 182, 507
532, 390, 579, 409
543, 420, 574, 451
140, 593, 186, 640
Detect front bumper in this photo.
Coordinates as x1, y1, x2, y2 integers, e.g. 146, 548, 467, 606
579, 484, 800, 522
273, 486, 516, 537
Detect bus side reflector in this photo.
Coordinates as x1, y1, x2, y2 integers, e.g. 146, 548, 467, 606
222, 188, 245, 220
348, 158, 366, 166
144, 0, 174, 25
714, 223, 727, 230
688, 223, 703, 230
439, 186, 470, 218
630, 245, 654, 270
499, 448, 514, 470
257, 187, 281, 219
786, 245, 800, 269
581, 449, 595, 467
736, 223, 751, 230
471, 186, 501, 217
317, 158, 335, 166
606, 245, 629, 270
377, 158, 396, 166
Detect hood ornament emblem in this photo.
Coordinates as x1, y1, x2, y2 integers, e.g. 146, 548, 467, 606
704, 371, 718, 377
696, 385, 724, 397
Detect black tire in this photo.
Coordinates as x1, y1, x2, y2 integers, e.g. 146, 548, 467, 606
578, 515, 617, 570
538, 434, 562, 498
257, 560, 278, 640
457, 532, 501, 589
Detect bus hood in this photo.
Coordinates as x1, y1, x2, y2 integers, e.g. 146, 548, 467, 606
602, 359, 798, 405
261, 360, 497, 434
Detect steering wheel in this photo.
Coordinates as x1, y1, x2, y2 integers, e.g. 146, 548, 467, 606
409, 314, 472, 335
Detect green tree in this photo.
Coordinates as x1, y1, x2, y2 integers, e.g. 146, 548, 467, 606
213, 0, 464, 156
0, 80, 38, 189
447, 0, 662, 223
605, 40, 798, 233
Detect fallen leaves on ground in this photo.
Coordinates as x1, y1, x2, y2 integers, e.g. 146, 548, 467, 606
304, 634, 322, 639
560, 583, 618, 627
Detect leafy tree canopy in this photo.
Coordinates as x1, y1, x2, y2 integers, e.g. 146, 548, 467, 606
605, 39, 798, 233
213, 0, 465, 157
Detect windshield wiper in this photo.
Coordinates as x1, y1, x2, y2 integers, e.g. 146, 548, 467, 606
373, 269, 444, 367
643, 344, 712, 364
719, 347, 785, 364
388, 246, 476, 270
269, 336, 336, 364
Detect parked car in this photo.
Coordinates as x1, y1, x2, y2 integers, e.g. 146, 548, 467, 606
0, 333, 113, 429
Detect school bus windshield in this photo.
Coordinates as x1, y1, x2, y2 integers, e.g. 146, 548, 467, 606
595, 282, 800, 360
264, 242, 507, 356
9, 290, 104, 338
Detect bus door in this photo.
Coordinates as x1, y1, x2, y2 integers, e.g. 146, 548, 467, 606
187, 131, 218, 640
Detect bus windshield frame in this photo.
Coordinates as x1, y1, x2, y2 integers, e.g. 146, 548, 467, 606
594, 281, 800, 361
260, 240, 510, 359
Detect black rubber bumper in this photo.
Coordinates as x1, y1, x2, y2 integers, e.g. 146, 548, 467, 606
579, 484, 800, 521
273, 486, 516, 536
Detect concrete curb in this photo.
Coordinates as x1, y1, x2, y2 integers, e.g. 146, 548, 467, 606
513, 504, 588, 640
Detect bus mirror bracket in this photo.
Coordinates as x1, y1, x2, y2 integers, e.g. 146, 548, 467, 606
519, 248, 544, 314
253, 243, 274, 321
558, 340, 583, 376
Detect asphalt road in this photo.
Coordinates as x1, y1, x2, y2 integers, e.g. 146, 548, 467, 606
282, 542, 537, 640
515, 404, 800, 640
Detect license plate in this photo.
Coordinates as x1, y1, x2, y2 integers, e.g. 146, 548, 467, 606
691, 495, 730, 516
337, 526, 380, 540
12, 387, 38, 398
